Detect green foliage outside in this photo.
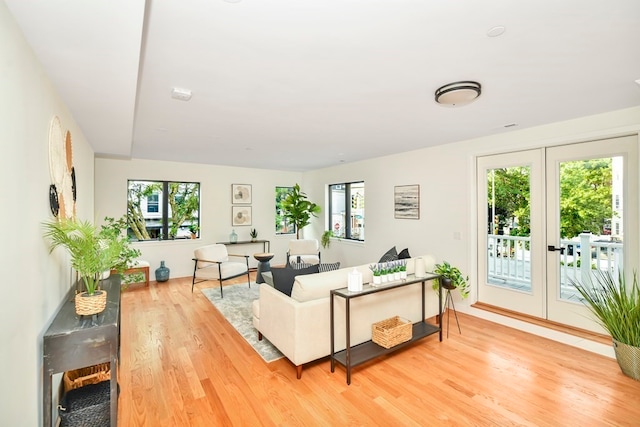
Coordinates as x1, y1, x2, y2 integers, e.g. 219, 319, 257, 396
275, 186, 295, 234
488, 158, 613, 239
128, 181, 200, 240
559, 159, 613, 238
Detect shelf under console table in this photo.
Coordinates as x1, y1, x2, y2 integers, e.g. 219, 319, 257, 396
330, 273, 441, 385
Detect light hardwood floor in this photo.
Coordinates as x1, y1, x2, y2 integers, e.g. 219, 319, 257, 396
118, 274, 640, 426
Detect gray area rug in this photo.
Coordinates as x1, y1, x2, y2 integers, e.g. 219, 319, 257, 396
202, 283, 284, 363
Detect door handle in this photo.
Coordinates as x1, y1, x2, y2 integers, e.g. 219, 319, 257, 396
547, 245, 565, 254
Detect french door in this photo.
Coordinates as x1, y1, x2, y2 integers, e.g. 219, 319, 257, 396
477, 136, 638, 332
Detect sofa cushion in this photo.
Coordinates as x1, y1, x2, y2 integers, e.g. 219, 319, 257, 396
318, 262, 340, 272
398, 248, 411, 259
271, 264, 319, 296
378, 246, 398, 262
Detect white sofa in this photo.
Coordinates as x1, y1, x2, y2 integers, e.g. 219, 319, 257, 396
252, 255, 438, 378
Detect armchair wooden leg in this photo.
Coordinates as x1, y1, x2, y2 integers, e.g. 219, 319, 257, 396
258, 332, 262, 341
219, 278, 224, 298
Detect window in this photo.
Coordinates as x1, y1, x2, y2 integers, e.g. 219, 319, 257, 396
329, 181, 365, 241
147, 193, 159, 213
127, 180, 200, 240
275, 186, 295, 235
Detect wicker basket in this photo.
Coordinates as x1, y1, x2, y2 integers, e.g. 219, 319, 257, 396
63, 363, 111, 392
75, 290, 107, 316
372, 316, 412, 349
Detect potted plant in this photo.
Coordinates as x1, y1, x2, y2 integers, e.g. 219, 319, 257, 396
250, 228, 258, 242
570, 270, 640, 381
43, 215, 140, 315
321, 230, 333, 249
281, 183, 321, 239
432, 261, 470, 298
189, 223, 199, 239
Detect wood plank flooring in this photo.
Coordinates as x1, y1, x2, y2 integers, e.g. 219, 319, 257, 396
118, 274, 640, 426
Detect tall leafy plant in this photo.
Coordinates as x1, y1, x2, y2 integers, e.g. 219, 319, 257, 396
570, 269, 640, 347
281, 184, 321, 239
43, 216, 140, 295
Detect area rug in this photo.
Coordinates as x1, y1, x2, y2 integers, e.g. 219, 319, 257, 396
201, 283, 284, 363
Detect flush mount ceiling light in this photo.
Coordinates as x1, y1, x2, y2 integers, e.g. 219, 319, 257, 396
435, 81, 481, 106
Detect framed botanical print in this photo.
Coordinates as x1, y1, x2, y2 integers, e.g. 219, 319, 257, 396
232, 206, 252, 226
232, 184, 252, 204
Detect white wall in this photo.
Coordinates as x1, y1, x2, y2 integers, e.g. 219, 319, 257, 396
307, 106, 640, 297
0, 3, 95, 425
94, 158, 302, 277
305, 106, 640, 356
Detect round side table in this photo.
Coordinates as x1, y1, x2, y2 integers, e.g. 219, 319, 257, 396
254, 252, 274, 284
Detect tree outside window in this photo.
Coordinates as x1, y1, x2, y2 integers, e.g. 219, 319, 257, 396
128, 180, 200, 240
275, 186, 295, 235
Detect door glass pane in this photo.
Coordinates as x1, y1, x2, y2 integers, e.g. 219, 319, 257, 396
558, 156, 623, 301
486, 167, 532, 292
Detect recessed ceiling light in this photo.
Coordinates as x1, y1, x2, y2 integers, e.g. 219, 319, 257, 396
223, 0, 242, 3
487, 26, 506, 37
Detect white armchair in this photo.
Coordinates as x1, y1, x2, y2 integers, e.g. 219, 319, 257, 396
192, 244, 250, 297
287, 239, 321, 265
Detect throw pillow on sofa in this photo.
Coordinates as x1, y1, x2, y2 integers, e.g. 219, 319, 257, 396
398, 248, 411, 259
379, 246, 398, 263
271, 264, 319, 296
318, 262, 340, 272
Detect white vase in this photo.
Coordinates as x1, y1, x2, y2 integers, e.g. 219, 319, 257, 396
400, 271, 407, 279
373, 275, 381, 285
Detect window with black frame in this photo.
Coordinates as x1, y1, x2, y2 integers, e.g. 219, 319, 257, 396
127, 180, 200, 240
329, 181, 365, 241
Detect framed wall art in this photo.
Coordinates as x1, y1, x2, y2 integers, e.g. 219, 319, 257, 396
232, 184, 252, 204
394, 184, 420, 219
232, 206, 252, 226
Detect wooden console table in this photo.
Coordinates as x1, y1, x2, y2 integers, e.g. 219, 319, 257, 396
43, 275, 121, 427
330, 273, 441, 385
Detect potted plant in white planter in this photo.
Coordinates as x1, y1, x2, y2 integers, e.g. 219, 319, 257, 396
570, 269, 640, 381
43, 216, 140, 315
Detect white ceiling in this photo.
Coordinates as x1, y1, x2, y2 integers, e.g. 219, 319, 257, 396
7, 0, 640, 172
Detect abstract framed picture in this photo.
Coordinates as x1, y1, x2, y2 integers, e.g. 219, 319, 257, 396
232, 184, 252, 204
232, 206, 252, 226
394, 184, 420, 219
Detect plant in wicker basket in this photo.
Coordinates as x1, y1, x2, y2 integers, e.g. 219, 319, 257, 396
43, 216, 140, 315
570, 269, 640, 381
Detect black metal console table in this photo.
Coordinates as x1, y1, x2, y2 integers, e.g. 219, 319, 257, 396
216, 239, 270, 253
43, 275, 121, 427
330, 273, 441, 385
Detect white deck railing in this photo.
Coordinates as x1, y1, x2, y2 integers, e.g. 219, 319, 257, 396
487, 233, 623, 297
